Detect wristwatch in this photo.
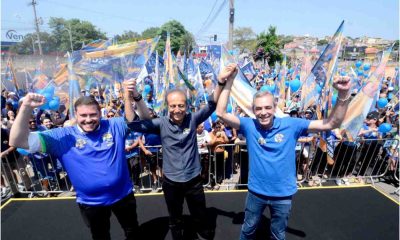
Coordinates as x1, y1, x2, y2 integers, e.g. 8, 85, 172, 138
217, 81, 226, 86
133, 94, 143, 102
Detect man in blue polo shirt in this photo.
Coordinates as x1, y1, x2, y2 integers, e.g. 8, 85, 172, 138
127, 63, 238, 240
9, 79, 150, 240
216, 66, 351, 240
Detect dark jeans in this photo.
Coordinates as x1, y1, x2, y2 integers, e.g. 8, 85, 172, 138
162, 175, 212, 240
240, 191, 292, 240
78, 192, 139, 240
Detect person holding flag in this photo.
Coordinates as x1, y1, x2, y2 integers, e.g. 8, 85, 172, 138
216, 66, 351, 240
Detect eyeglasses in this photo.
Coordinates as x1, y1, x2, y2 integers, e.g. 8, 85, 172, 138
107, 114, 115, 118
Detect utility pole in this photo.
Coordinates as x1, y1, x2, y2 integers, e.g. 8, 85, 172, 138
228, 0, 234, 50
64, 23, 74, 52
30, 0, 43, 55
30, 35, 36, 54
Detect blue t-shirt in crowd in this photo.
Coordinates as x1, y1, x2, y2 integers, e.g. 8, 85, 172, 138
362, 124, 379, 139
143, 133, 162, 153
239, 117, 310, 197
39, 117, 132, 206
203, 117, 212, 132
125, 131, 142, 158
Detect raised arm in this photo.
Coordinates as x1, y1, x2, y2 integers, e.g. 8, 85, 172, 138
9, 93, 45, 149
308, 76, 351, 133
211, 63, 238, 104
123, 79, 151, 122
216, 63, 240, 130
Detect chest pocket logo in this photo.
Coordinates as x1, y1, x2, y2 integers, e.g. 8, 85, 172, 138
75, 138, 87, 149
183, 128, 190, 135
274, 134, 284, 143
102, 133, 114, 147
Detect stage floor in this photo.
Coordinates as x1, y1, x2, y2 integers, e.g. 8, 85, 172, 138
1, 186, 399, 240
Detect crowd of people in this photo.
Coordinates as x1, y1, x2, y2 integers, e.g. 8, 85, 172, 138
1, 59, 399, 239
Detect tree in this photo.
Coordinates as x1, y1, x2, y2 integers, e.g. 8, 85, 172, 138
114, 31, 140, 44
10, 32, 57, 55
254, 26, 283, 66
141, 27, 160, 40
317, 39, 329, 46
233, 27, 257, 53
180, 32, 195, 56
48, 17, 106, 52
156, 20, 194, 54
278, 35, 294, 48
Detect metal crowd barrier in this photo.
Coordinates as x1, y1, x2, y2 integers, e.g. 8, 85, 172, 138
296, 138, 399, 187
1, 138, 398, 199
1, 151, 71, 199
127, 145, 163, 193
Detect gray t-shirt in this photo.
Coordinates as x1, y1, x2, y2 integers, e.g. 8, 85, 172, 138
127, 99, 216, 182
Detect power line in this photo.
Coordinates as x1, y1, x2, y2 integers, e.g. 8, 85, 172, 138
196, 0, 219, 34
40, 0, 159, 25
196, 0, 227, 37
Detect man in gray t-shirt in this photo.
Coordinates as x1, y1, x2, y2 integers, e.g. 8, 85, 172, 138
127, 64, 238, 240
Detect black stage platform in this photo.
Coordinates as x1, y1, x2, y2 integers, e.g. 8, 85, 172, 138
1, 186, 399, 240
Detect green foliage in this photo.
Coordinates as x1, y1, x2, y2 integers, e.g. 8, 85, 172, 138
48, 17, 106, 52
155, 20, 194, 55
180, 32, 195, 56
114, 31, 140, 44
233, 27, 257, 53
317, 39, 329, 46
10, 32, 57, 54
279, 35, 294, 47
141, 27, 160, 39
9, 18, 197, 56
255, 26, 283, 66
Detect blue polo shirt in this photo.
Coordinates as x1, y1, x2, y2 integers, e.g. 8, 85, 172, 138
239, 117, 310, 197
38, 117, 132, 206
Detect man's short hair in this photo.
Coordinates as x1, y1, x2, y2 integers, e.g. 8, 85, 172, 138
74, 96, 100, 111
252, 90, 276, 108
165, 88, 187, 105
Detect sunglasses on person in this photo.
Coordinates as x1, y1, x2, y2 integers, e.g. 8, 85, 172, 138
107, 114, 115, 118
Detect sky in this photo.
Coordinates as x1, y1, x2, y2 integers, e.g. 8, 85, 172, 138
2, 0, 399, 45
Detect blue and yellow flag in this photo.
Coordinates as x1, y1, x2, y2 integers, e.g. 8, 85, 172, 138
67, 52, 81, 119
32, 60, 50, 91
301, 21, 344, 110
277, 55, 287, 109
220, 46, 285, 118
341, 48, 392, 140
4, 58, 19, 92
163, 33, 179, 88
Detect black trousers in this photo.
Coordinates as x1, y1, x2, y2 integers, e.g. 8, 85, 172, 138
78, 192, 139, 240
162, 175, 212, 240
